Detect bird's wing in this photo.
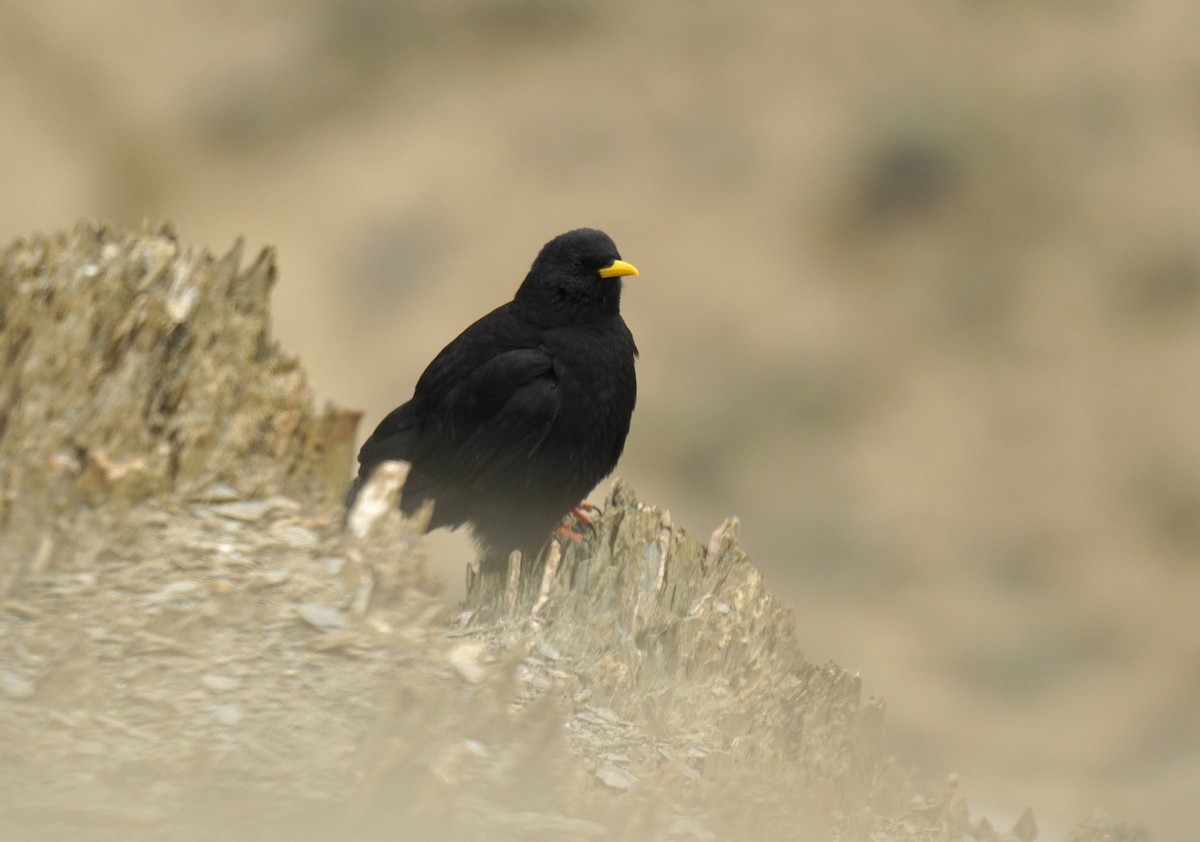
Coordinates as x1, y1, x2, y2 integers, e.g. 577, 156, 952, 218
355, 306, 534, 472
438, 346, 564, 485
434, 346, 557, 442
392, 344, 561, 512
360, 342, 562, 492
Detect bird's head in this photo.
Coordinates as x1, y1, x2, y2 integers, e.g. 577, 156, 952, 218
514, 228, 638, 327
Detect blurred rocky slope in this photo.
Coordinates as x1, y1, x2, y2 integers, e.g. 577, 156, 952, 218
0, 223, 1155, 841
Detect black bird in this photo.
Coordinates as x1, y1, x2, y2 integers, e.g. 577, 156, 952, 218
348, 228, 639, 572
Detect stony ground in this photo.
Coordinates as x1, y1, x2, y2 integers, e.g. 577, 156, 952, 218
0, 483, 946, 842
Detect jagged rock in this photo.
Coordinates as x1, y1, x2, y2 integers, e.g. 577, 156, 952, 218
0, 220, 357, 597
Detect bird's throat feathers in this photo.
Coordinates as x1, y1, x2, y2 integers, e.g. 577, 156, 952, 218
514, 270, 623, 327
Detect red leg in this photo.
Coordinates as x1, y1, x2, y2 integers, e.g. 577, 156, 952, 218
554, 502, 601, 542
570, 502, 601, 525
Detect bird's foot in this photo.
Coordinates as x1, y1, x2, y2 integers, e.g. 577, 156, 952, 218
556, 502, 601, 541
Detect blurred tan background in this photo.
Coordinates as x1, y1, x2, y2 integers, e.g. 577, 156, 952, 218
3, 1, 1198, 838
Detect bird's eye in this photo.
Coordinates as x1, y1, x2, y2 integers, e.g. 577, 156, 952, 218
571, 259, 582, 269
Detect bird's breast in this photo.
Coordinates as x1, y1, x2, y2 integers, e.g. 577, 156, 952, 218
540, 322, 636, 468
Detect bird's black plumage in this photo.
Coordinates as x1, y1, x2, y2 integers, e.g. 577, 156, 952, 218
348, 228, 639, 571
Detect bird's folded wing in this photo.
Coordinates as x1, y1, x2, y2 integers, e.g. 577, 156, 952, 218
428, 347, 560, 488
438, 347, 554, 435
355, 343, 562, 510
